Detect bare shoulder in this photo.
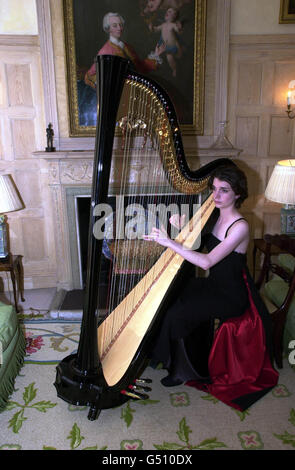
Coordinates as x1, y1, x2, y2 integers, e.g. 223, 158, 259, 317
228, 218, 249, 237
223, 218, 249, 254
237, 218, 249, 230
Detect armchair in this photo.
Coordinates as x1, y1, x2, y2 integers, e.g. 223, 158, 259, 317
256, 234, 295, 369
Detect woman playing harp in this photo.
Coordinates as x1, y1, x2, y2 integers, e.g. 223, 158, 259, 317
144, 164, 278, 411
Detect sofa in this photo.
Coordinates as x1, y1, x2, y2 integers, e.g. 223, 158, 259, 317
0, 301, 26, 411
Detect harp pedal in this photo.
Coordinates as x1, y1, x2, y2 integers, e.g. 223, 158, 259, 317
121, 390, 149, 401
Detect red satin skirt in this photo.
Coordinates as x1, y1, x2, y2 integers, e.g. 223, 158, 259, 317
186, 273, 279, 411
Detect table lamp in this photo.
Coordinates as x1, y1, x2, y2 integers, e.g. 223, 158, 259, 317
265, 159, 295, 236
0, 174, 24, 260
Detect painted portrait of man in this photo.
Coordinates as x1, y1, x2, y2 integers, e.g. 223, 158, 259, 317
65, 0, 204, 134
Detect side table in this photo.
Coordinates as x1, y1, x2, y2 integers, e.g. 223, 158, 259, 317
253, 238, 287, 288
0, 254, 25, 312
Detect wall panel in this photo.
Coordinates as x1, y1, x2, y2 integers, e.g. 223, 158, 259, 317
0, 35, 56, 289
229, 35, 295, 276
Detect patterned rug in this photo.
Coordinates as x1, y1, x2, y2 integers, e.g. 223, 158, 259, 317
0, 320, 295, 451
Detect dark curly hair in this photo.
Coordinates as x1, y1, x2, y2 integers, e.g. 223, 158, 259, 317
208, 164, 248, 208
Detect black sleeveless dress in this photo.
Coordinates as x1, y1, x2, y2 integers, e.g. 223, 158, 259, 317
150, 220, 271, 380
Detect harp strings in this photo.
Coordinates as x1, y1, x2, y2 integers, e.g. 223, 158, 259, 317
103, 79, 150, 348
115, 79, 139, 341
99, 76, 187, 355
104, 79, 135, 346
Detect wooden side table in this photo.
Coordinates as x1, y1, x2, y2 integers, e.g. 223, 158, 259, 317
0, 254, 25, 312
253, 238, 287, 288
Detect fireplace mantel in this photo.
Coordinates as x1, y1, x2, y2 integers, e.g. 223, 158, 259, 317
34, 144, 242, 186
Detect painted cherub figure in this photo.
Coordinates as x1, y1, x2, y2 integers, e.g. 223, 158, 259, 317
149, 7, 182, 77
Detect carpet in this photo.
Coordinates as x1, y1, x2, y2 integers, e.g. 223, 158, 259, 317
0, 320, 295, 451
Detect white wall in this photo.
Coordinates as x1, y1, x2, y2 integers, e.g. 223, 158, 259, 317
0, 0, 38, 35
230, 0, 295, 34
2, 0, 294, 37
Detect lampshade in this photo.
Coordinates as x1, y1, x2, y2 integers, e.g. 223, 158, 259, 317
0, 174, 24, 214
265, 160, 295, 205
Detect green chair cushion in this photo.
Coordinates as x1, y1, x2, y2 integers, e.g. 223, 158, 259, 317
264, 253, 295, 357
278, 253, 295, 274
264, 279, 288, 308
264, 279, 295, 355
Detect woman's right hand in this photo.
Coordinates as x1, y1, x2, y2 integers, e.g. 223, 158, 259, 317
143, 225, 171, 248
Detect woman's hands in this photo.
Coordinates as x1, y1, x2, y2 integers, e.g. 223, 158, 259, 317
143, 214, 186, 247
143, 225, 172, 248
143, 215, 211, 271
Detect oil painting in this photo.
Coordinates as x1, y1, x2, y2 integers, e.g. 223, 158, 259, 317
279, 0, 295, 23
63, 0, 206, 136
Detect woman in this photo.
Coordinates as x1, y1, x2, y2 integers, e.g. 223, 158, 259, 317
144, 164, 278, 410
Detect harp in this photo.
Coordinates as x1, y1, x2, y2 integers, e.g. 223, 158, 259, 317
55, 55, 233, 420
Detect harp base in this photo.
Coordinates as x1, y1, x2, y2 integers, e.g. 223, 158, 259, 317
54, 353, 129, 420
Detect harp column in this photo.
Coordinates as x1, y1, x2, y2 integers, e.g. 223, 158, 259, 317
54, 56, 130, 419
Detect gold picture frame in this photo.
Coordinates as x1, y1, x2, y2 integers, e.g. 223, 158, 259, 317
279, 0, 295, 23
63, 0, 206, 137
